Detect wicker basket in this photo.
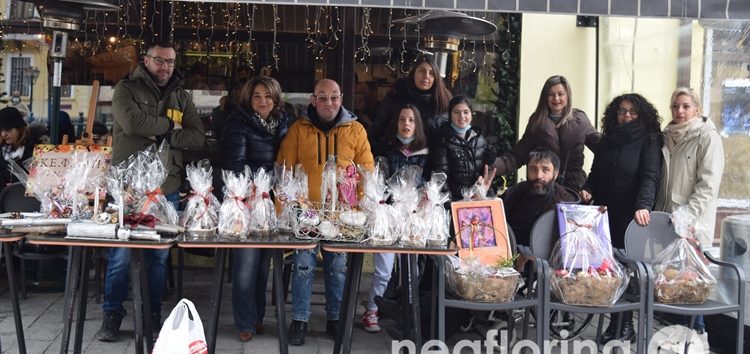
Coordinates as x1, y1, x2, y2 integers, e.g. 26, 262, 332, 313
292, 203, 367, 243
551, 273, 623, 307
455, 272, 520, 303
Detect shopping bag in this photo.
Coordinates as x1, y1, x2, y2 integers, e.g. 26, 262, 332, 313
152, 299, 208, 354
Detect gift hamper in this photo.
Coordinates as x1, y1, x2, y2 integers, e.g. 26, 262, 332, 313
653, 207, 716, 304
549, 204, 628, 307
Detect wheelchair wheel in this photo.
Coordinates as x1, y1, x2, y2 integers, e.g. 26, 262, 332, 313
549, 310, 593, 340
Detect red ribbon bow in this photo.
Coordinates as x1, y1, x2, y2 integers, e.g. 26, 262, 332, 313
124, 213, 158, 228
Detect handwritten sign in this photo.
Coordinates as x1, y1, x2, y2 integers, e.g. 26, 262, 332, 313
26, 144, 112, 196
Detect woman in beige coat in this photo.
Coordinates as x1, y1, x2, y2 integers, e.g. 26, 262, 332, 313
655, 87, 724, 336
655, 87, 724, 247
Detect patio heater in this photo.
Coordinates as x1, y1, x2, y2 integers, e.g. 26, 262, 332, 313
30, 0, 120, 144
393, 11, 497, 85
24, 66, 40, 123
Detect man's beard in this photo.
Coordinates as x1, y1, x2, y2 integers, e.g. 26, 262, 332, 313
529, 180, 554, 196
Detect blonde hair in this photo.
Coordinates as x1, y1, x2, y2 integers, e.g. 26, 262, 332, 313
670, 87, 702, 110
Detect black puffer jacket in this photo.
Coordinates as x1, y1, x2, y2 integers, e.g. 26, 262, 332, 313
501, 181, 580, 246
222, 106, 290, 173
432, 124, 495, 200
371, 78, 448, 148
583, 120, 662, 246
378, 142, 430, 183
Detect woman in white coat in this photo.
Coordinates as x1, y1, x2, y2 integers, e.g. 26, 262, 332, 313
655, 87, 724, 335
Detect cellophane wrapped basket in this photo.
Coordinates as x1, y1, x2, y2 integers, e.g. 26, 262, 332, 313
218, 167, 252, 238
550, 204, 628, 307
274, 163, 308, 232
653, 207, 716, 304
129, 143, 179, 225
360, 159, 395, 246
445, 256, 521, 303
181, 160, 220, 237
248, 168, 276, 234
419, 172, 451, 247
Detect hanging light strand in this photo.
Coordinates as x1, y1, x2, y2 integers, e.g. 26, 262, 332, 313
355, 7, 372, 72
271, 5, 280, 71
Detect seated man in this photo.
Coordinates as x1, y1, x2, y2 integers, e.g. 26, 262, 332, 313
501, 148, 578, 246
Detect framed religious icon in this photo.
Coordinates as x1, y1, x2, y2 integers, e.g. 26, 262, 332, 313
451, 198, 512, 265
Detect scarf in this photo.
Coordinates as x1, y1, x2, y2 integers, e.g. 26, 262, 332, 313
667, 117, 704, 150
254, 112, 279, 136
2, 144, 24, 162
548, 114, 562, 124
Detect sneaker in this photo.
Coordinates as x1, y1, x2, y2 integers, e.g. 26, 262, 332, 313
362, 310, 381, 333
289, 320, 307, 346
326, 320, 339, 337
97, 311, 123, 342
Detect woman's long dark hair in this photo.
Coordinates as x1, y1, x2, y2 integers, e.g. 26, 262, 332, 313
601, 93, 662, 135
407, 55, 452, 115
385, 104, 427, 151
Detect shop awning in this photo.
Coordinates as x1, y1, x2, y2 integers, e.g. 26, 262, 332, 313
164, 0, 750, 20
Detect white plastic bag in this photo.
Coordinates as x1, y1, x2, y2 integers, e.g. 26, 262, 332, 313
153, 299, 208, 354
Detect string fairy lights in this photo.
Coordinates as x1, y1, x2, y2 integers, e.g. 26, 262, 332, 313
355, 7, 372, 72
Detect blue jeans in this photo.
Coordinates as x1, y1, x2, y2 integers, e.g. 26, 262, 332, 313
291, 248, 346, 322
231, 248, 272, 333
102, 192, 179, 317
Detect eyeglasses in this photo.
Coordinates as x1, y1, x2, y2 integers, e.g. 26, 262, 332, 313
617, 108, 638, 116
148, 55, 176, 67
313, 95, 342, 103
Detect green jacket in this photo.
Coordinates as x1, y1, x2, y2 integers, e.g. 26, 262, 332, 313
112, 65, 205, 194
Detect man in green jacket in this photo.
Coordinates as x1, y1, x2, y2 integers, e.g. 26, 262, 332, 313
97, 41, 205, 342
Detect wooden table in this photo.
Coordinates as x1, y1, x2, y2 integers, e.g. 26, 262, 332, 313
1, 232, 27, 354
321, 242, 457, 354
177, 232, 317, 354
26, 234, 175, 354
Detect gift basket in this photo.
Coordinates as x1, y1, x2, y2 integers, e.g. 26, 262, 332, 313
248, 167, 276, 234
218, 167, 252, 238
293, 156, 366, 242
389, 166, 427, 247
444, 255, 521, 303
274, 163, 308, 232
653, 207, 716, 304
129, 144, 179, 225
180, 160, 220, 237
360, 159, 395, 245
550, 204, 628, 307
419, 172, 451, 247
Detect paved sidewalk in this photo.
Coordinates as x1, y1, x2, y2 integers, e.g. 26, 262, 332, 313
0, 266, 395, 354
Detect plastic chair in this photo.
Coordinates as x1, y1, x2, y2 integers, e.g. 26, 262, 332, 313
528, 210, 648, 353
622, 211, 745, 353
434, 226, 545, 346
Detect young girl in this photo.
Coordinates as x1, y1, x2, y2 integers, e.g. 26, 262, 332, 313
363, 104, 429, 333
432, 96, 496, 200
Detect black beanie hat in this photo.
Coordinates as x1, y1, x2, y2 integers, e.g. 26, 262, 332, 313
0, 107, 26, 130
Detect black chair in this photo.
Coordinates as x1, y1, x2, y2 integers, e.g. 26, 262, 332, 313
622, 211, 745, 353
528, 210, 648, 353
0, 183, 68, 299
433, 226, 545, 346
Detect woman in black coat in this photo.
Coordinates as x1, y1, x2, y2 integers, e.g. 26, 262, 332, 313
221, 76, 290, 342
580, 93, 662, 343
371, 55, 452, 151
581, 93, 662, 246
0, 107, 47, 188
